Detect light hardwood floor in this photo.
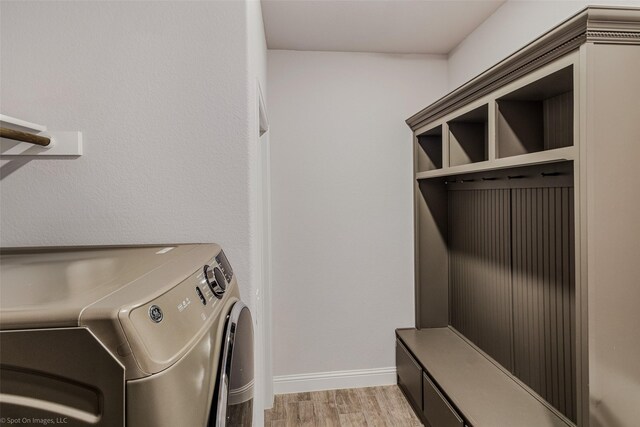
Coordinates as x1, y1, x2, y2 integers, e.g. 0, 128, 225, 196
264, 385, 423, 427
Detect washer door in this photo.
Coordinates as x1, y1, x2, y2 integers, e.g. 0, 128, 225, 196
212, 301, 254, 427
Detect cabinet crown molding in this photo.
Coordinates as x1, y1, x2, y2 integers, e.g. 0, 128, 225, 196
406, 6, 640, 131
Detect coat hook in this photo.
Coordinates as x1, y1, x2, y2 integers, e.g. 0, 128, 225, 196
508, 175, 526, 180
541, 172, 562, 177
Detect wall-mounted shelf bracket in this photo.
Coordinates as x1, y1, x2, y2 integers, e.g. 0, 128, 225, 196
0, 114, 83, 156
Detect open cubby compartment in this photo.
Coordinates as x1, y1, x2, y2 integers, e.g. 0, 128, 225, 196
496, 65, 574, 158
416, 125, 443, 172
447, 104, 489, 167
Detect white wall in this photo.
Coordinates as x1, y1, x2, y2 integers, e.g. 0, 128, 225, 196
268, 50, 447, 388
0, 1, 263, 298
448, 0, 640, 90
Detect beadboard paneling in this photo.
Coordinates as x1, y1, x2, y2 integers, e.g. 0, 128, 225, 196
511, 187, 576, 421
543, 91, 574, 150
448, 189, 513, 370
447, 181, 576, 422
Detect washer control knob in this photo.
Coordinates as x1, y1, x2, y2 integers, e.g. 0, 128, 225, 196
213, 267, 227, 292
204, 264, 225, 299
204, 265, 215, 288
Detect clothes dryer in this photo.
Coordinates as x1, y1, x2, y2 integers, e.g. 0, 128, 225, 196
0, 244, 253, 427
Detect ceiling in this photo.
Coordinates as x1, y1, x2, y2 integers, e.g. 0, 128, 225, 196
262, 0, 506, 55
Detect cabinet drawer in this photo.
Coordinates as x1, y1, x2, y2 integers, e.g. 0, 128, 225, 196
396, 340, 422, 409
423, 372, 464, 427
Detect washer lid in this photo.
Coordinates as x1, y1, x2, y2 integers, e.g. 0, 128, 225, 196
0, 245, 196, 330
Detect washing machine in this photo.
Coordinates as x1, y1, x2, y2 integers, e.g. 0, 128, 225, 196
0, 244, 253, 426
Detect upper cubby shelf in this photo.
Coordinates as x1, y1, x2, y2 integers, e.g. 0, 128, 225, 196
412, 52, 578, 180
448, 104, 488, 167
416, 125, 442, 173
415, 145, 575, 180
496, 65, 574, 158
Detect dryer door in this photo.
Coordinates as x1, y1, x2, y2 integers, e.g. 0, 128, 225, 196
212, 301, 254, 427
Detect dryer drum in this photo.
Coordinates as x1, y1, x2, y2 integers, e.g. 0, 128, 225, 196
211, 301, 254, 427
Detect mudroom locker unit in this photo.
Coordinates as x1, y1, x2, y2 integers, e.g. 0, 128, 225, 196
396, 7, 640, 427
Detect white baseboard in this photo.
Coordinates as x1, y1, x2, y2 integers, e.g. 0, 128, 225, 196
273, 367, 397, 395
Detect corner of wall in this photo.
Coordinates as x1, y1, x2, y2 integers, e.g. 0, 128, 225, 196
245, 0, 270, 420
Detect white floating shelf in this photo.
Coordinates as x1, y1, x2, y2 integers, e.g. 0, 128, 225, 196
0, 114, 83, 156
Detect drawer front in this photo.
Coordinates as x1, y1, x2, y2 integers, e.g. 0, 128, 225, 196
423, 372, 464, 427
396, 340, 422, 409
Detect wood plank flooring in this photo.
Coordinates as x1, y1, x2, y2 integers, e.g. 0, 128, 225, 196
264, 385, 423, 427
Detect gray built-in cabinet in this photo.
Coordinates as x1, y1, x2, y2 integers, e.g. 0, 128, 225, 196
396, 7, 640, 427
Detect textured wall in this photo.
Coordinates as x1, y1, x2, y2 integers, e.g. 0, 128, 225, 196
0, 1, 254, 298
268, 50, 447, 377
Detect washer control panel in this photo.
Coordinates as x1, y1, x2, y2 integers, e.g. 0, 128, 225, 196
129, 250, 235, 365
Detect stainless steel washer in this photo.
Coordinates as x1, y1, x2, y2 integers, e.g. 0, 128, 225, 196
0, 244, 253, 426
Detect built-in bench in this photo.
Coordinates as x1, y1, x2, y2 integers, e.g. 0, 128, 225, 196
396, 328, 573, 427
